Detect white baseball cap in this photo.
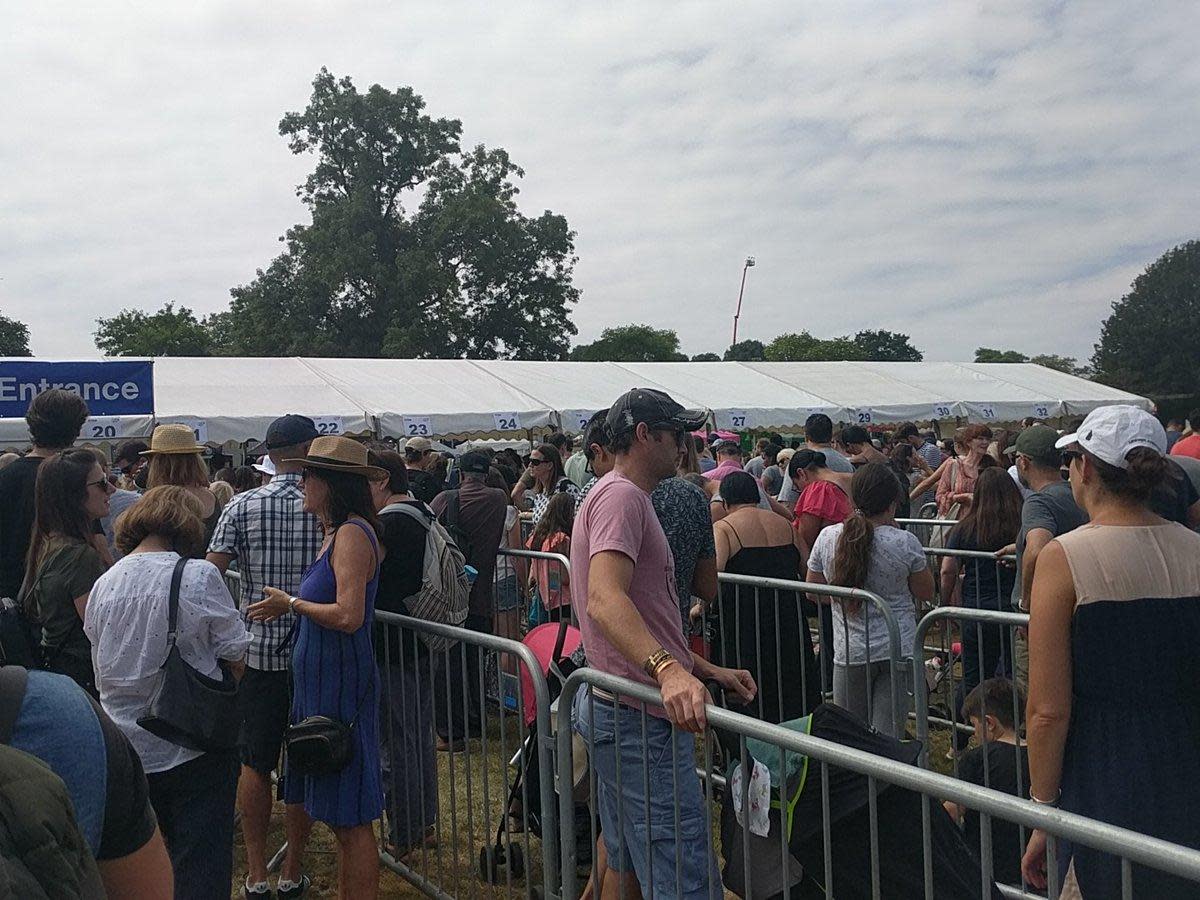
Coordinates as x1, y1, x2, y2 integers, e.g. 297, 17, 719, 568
1055, 405, 1166, 469
252, 456, 276, 476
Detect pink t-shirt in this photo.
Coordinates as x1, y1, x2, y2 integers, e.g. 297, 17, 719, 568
571, 471, 694, 699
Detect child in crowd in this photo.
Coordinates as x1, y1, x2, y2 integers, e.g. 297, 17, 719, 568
525, 491, 574, 621
943, 677, 1030, 887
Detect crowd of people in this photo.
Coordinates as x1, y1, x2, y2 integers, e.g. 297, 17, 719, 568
0, 385, 1198, 897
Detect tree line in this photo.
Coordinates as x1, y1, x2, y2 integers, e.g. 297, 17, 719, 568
0, 70, 1195, 401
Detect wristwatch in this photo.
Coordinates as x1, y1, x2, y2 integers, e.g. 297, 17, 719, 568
643, 648, 676, 679
288, 596, 300, 615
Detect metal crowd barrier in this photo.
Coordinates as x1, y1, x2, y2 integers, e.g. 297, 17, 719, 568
712, 573, 908, 738
557, 668, 1200, 900
375, 609, 560, 900
912, 606, 1029, 753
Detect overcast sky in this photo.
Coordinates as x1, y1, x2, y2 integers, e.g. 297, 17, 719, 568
3, 1, 1198, 362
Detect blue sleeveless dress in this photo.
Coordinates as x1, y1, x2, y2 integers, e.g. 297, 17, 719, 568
291, 519, 384, 827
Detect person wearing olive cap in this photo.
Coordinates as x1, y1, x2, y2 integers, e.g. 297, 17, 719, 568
571, 388, 756, 900
1021, 405, 1200, 896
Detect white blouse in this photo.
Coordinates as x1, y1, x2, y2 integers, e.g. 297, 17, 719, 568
84, 551, 251, 774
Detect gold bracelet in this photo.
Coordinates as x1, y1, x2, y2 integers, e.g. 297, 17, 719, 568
643, 648, 675, 678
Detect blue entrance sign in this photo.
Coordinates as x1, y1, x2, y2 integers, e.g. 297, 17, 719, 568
0, 361, 155, 418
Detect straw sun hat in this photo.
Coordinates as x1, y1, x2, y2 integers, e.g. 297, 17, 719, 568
140, 423, 206, 455
285, 435, 386, 479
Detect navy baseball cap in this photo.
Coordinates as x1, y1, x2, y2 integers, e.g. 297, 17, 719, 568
265, 415, 320, 449
606, 388, 707, 437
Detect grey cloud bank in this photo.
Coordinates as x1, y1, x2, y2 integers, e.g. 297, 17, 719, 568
2, 1, 1198, 360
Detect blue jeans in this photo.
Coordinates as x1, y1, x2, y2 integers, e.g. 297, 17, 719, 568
573, 687, 721, 899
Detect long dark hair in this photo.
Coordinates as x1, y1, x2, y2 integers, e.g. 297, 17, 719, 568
532, 443, 565, 491
948, 467, 1023, 551
831, 463, 901, 590
530, 491, 575, 549
25, 449, 99, 612
305, 467, 381, 540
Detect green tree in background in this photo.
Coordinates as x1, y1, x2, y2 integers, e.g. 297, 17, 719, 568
1092, 240, 1200, 396
691, 352, 722, 362
114, 69, 579, 360
94, 303, 214, 356
723, 339, 766, 361
852, 329, 922, 361
570, 325, 687, 361
974, 347, 1030, 363
0, 312, 32, 357
764, 330, 921, 362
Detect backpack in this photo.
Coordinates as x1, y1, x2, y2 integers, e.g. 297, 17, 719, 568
381, 503, 470, 652
0, 667, 106, 899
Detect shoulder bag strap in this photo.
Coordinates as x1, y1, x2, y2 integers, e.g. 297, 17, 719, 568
0, 665, 29, 744
166, 556, 188, 652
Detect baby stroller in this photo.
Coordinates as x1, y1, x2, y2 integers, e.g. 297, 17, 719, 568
715, 702, 999, 899
479, 619, 588, 888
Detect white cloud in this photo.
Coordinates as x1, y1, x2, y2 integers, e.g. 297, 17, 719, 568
1, 0, 1197, 362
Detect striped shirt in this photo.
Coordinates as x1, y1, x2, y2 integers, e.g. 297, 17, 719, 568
208, 473, 323, 671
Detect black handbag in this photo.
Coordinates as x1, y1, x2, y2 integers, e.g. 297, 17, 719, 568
284, 684, 371, 776
136, 557, 240, 752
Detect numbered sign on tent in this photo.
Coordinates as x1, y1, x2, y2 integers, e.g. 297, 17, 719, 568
853, 409, 873, 426
975, 406, 997, 421
572, 412, 593, 432
1031, 403, 1051, 420
493, 412, 522, 432
725, 410, 748, 430
311, 416, 344, 437
178, 419, 208, 444
402, 416, 433, 438
83, 416, 134, 441
931, 404, 954, 420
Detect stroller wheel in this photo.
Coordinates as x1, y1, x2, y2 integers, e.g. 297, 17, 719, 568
478, 842, 525, 883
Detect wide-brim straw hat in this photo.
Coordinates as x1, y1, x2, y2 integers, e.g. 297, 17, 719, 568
285, 435, 386, 479
141, 423, 206, 455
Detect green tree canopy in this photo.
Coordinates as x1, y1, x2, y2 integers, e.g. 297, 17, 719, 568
691, 352, 722, 362
0, 312, 32, 357
196, 69, 578, 359
851, 329, 923, 361
723, 339, 766, 361
570, 325, 687, 361
1092, 240, 1200, 395
1029, 354, 1088, 377
974, 347, 1030, 363
764, 329, 921, 362
95, 303, 214, 356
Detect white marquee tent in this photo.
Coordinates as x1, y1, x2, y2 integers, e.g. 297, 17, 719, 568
0, 357, 1151, 445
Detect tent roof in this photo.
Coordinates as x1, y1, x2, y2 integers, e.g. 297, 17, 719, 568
0, 357, 1152, 444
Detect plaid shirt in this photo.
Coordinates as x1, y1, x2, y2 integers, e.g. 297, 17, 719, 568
208, 473, 323, 671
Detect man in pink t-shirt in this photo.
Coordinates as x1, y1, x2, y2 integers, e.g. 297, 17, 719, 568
572, 387, 755, 900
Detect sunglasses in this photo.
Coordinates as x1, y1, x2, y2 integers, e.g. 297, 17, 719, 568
87, 478, 114, 493
1060, 449, 1083, 466
529, 458, 549, 467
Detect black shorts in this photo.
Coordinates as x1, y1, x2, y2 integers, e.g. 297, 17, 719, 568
238, 667, 292, 776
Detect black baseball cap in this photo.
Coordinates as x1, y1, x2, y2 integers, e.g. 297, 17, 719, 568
605, 388, 707, 438
458, 450, 491, 475
265, 414, 320, 450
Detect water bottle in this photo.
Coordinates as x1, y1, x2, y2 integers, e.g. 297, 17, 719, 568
463, 564, 478, 585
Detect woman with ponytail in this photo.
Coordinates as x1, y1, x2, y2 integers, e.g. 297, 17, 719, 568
1021, 406, 1200, 897
805, 463, 933, 735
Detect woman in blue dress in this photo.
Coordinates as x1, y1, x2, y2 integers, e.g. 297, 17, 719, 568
249, 436, 386, 899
